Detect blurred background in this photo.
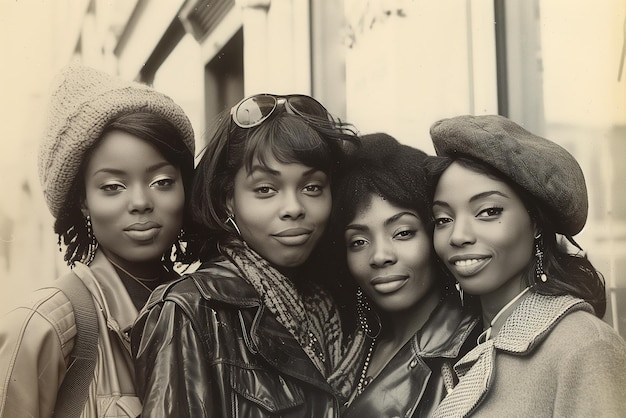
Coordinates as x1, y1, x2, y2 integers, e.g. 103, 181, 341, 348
1, 0, 625, 338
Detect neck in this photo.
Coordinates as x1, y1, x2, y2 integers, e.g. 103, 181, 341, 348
382, 286, 441, 348
101, 249, 167, 280
480, 276, 528, 326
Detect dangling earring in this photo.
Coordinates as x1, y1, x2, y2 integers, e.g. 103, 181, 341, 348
455, 282, 464, 307
226, 215, 241, 236
85, 215, 98, 264
535, 233, 548, 283
356, 287, 381, 339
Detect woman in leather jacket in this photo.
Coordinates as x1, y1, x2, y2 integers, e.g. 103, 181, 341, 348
131, 94, 366, 417
331, 133, 480, 417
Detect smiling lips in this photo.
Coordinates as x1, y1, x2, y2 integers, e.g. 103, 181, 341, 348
449, 256, 492, 276
124, 221, 161, 242
272, 227, 313, 246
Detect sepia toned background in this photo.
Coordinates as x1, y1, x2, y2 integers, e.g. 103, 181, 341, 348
1, 0, 625, 338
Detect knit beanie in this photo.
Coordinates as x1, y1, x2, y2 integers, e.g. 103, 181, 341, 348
38, 65, 196, 218
430, 115, 588, 236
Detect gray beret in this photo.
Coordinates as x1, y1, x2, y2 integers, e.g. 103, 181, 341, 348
38, 65, 196, 218
430, 114, 588, 236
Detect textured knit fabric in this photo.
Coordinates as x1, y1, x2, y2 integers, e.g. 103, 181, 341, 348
38, 65, 196, 217
223, 242, 343, 376
0, 251, 149, 418
430, 115, 587, 236
432, 293, 626, 417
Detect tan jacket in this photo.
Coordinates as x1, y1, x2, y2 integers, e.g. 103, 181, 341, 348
0, 251, 142, 417
432, 293, 626, 418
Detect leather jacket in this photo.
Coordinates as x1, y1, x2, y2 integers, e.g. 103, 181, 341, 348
132, 258, 345, 418
343, 295, 479, 418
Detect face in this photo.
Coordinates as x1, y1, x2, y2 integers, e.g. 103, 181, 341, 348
228, 154, 331, 268
344, 195, 435, 313
432, 162, 535, 300
82, 130, 185, 271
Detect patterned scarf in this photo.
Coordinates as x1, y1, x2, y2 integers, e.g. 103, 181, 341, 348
223, 242, 365, 399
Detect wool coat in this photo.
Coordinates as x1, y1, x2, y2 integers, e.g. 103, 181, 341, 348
0, 251, 143, 418
432, 293, 626, 418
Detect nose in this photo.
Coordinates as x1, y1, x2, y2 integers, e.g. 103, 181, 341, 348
279, 190, 305, 220
369, 238, 397, 268
128, 186, 154, 213
448, 217, 475, 247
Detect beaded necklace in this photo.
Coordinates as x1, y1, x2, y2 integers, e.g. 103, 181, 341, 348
354, 291, 378, 396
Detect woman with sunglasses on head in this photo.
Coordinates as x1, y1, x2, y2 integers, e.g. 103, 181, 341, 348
132, 94, 366, 418
427, 115, 626, 417
332, 133, 480, 417
0, 65, 195, 418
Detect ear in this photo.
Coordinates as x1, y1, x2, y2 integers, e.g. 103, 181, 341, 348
533, 222, 541, 239
225, 194, 234, 217
80, 199, 89, 218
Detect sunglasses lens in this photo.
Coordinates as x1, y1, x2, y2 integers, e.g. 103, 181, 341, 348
234, 95, 277, 126
287, 95, 329, 119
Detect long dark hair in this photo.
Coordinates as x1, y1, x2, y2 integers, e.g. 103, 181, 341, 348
427, 155, 606, 317
186, 100, 359, 262
54, 111, 195, 267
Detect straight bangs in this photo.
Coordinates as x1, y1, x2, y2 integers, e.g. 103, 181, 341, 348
242, 113, 334, 175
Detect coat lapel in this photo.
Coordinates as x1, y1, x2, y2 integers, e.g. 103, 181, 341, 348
242, 305, 334, 394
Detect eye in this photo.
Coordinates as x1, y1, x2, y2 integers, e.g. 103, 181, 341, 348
253, 185, 277, 196
477, 207, 503, 218
101, 182, 125, 193
347, 238, 368, 250
434, 216, 453, 227
151, 177, 175, 189
302, 183, 324, 196
394, 229, 416, 240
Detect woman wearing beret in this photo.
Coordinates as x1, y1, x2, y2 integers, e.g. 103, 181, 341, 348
428, 115, 626, 417
332, 133, 480, 417
0, 65, 195, 418
131, 94, 365, 417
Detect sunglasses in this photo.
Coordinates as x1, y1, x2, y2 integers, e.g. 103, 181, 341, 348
230, 94, 330, 128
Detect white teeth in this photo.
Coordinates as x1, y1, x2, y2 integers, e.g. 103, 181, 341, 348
454, 259, 482, 266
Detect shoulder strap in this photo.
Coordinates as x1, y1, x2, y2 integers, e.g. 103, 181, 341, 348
53, 271, 99, 418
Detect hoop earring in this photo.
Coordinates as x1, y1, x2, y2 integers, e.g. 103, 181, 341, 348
535, 233, 548, 283
356, 287, 381, 339
226, 215, 241, 236
455, 282, 464, 307
85, 215, 98, 264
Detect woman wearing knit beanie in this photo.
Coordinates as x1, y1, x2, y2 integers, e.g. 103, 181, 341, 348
131, 94, 365, 417
0, 65, 195, 418
428, 115, 626, 417
331, 133, 480, 417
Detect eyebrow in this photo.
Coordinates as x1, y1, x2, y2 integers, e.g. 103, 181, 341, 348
247, 165, 320, 178
345, 211, 418, 232
92, 161, 174, 177
433, 190, 510, 208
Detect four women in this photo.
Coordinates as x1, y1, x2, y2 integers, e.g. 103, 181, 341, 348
0, 65, 195, 417
429, 114, 626, 416
3, 64, 624, 417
